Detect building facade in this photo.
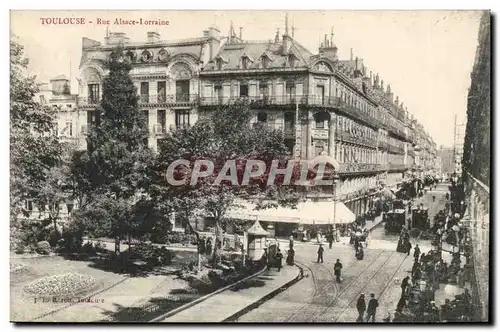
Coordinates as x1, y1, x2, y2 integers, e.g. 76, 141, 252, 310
54, 17, 437, 219
462, 11, 490, 321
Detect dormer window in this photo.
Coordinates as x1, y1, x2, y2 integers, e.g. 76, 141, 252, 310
216, 59, 223, 71
262, 57, 270, 69
260, 53, 273, 69
242, 57, 249, 69
288, 54, 298, 68
214, 56, 228, 71
240, 54, 253, 70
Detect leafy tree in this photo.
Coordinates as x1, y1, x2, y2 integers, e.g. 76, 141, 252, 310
10, 39, 63, 227
36, 144, 74, 237
153, 105, 303, 266
75, 47, 155, 255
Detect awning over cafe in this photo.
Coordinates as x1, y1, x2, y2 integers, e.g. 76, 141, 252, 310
226, 199, 356, 225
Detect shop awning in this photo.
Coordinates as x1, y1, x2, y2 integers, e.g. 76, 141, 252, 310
226, 199, 356, 225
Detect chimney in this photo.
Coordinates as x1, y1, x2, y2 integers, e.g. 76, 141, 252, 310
239, 27, 243, 40
386, 84, 394, 103
275, 29, 280, 43
395, 95, 399, 105
147, 31, 160, 43
350, 48, 354, 61
374, 73, 380, 88
207, 26, 221, 61
106, 32, 129, 45
380, 79, 384, 91
318, 30, 338, 60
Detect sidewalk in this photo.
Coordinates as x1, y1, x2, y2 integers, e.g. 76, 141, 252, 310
155, 264, 301, 322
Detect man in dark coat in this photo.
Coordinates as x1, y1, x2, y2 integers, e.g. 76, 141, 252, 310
327, 231, 334, 248
413, 244, 421, 260
366, 293, 379, 322
275, 249, 283, 272
406, 242, 412, 256
334, 259, 343, 283
317, 244, 324, 263
401, 276, 410, 295
356, 294, 366, 322
286, 248, 295, 266
396, 294, 407, 312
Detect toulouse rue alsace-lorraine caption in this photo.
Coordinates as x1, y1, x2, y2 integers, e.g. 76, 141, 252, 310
9, 10, 491, 324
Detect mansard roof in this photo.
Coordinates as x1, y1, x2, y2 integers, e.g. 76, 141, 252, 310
203, 38, 313, 71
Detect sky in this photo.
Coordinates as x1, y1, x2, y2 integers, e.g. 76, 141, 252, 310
10, 10, 482, 147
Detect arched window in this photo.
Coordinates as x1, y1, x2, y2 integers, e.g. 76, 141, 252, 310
314, 111, 330, 129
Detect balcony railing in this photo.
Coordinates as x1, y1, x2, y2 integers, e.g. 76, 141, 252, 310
284, 125, 295, 138
387, 145, 405, 155
199, 95, 307, 107
338, 163, 379, 174
305, 96, 343, 107
388, 163, 407, 171
78, 97, 100, 105
336, 130, 377, 148
138, 94, 198, 105
151, 124, 167, 135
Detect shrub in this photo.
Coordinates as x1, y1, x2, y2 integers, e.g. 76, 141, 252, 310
36, 241, 51, 255
57, 221, 85, 254
127, 243, 173, 267
14, 244, 25, 254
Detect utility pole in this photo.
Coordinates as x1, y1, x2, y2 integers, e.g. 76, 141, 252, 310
453, 114, 457, 175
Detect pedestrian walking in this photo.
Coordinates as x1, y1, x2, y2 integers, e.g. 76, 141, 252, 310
286, 248, 295, 266
406, 242, 412, 256
366, 293, 379, 322
396, 294, 407, 312
401, 276, 410, 295
289, 235, 294, 250
356, 294, 366, 322
334, 259, 343, 283
275, 249, 283, 272
317, 243, 324, 263
413, 244, 421, 259
327, 232, 333, 249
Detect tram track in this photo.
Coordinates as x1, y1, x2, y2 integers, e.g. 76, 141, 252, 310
285, 250, 387, 322
333, 252, 409, 322
307, 250, 391, 322
283, 252, 362, 322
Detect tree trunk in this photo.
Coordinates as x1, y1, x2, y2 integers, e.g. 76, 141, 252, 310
115, 236, 120, 256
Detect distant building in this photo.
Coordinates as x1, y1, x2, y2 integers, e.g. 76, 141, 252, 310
438, 147, 455, 175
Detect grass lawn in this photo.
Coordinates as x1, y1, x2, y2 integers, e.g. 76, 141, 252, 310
10, 250, 202, 322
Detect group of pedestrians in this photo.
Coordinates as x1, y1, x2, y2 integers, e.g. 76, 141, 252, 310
356, 293, 380, 322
